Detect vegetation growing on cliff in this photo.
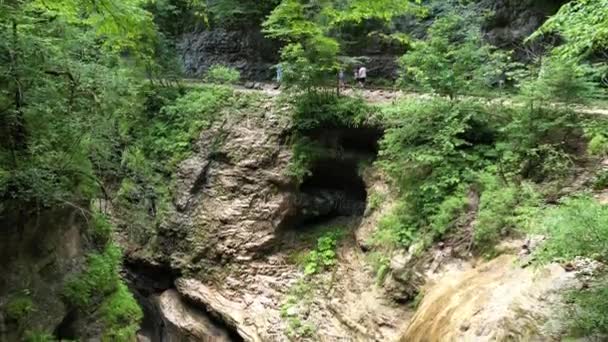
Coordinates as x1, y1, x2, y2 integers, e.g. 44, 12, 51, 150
2, 0, 608, 340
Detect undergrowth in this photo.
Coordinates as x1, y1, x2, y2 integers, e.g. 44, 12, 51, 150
63, 243, 142, 341
532, 197, 608, 336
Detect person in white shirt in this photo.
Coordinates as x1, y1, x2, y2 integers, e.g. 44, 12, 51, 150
358, 66, 367, 88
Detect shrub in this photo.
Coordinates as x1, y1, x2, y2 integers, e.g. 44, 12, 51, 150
367, 191, 386, 213
23, 331, 54, 342
5, 294, 34, 322
292, 91, 370, 132
205, 65, 240, 84
377, 98, 497, 247
399, 14, 509, 98
286, 138, 326, 184
594, 170, 608, 190
588, 134, 608, 157
567, 282, 608, 336
498, 105, 579, 182
534, 196, 608, 263
373, 201, 418, 248
100, 283, 143, 342
520, 57, 598, 105
583, 117, 608, 157
153, 86, 233, 169
428, 188, 469, 241
91, 212, 113, 245
473, 172, 540, 251
366, 252, 390, 285
303, 231, 342, 276
64, 244, 122, 308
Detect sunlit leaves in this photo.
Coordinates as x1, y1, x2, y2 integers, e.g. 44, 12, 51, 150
530, 0, 608, 59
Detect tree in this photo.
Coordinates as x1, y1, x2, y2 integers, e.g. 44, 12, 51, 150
262, 0, 422, 90
529, 0, 608, 60
0, 0, 155, 206
399, 14, 508, 99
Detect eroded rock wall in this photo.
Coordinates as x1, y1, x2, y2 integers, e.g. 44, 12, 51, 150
0, 206, 89, 340
178, 1, 566, 81
179, 28, 280, 81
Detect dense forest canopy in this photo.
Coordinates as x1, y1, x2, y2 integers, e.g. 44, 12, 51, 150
2, 0, 608, 341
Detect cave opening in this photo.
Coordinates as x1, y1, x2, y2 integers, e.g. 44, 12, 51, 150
288, 126, 383, 229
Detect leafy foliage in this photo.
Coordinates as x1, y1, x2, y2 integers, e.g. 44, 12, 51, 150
23, 332, 55, 342
520, 57, 599, 104
287, 138, 326, 184
99, 283, 144, 341
206, 65, 241, 84
5, 293, 35, 323
534, 197, 608, 263
567, 282, 608, 337
530, 0, 608, 59
292, 91, 370, 131
473, 172, 540, 251
378, 98, 495, 234
303, 230, 342, 275
399, 14, 510, 98
280, 279, 316, 338
64, 244, 122, 308
263, 0, 420, 89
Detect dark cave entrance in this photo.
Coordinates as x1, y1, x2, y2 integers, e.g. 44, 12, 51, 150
287, 126, 383, 228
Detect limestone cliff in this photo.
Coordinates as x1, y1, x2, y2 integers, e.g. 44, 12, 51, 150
178, 0, 566, 81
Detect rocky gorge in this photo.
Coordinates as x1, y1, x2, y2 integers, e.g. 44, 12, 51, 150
2, 0, 607, 341
117, 91, 605, 341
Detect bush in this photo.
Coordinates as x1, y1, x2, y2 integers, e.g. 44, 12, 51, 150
292, 91, 370, 132
205, 65, 240, 84
100, 283, 143, 341
23, 331, 55, 342
286, 138, 326, 184
303, 231, 342, 276
377, 98, 496, 246
588, 134, 608, 157
473, 172, 540, 251
91, 212, 113, 245
64, 244, 122, 308
520, 57, 598, 105
498, 105, 579, 182
567, 283, 608, 336
399, 14, 509, 98
428, 188, 468, 241
5, 294, 34, 322
373, 201, 418, 248
367, 191, 386, 213
534, 196, 608, 263
152, 86, 233, 169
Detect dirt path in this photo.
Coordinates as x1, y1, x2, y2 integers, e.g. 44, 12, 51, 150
230, 81, 608, 115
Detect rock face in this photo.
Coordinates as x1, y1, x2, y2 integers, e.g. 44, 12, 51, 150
166, 98, 294, 265
400, 254, 590, 341
0, 206, 89, 341
157, 289, 232, 342
178, 1, 565, 81
179, 28, 280, 81
128, 94, 412, 341
479, 0, 568, 59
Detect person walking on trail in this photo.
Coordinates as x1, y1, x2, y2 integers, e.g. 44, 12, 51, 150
339, 69, 345, 88
358, 66, 367, 88
275, 64, 283, 89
